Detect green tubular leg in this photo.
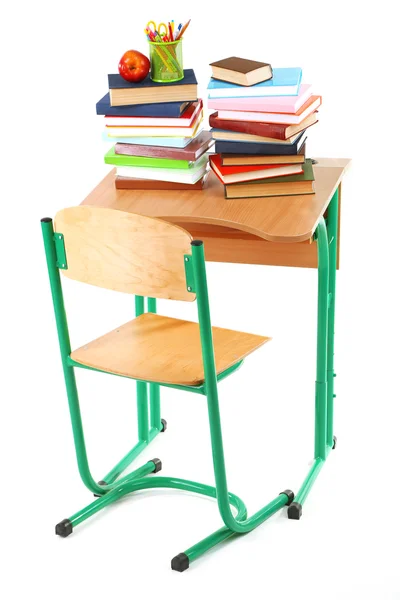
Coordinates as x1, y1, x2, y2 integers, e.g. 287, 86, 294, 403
289, 190, 340, 517
191, 241, 291, 534
63, 476, 248, 534
41, 219, 161, 496
326, 188, 339, 448
147, 297, 162, 430
135, 296, 150, 442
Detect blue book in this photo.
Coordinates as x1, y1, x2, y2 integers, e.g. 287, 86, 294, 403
108, 69, 197, 89
207, 67, 302, 98
108, 69, 198, 107
96, 94, 193, 117
215, 132, 307, 156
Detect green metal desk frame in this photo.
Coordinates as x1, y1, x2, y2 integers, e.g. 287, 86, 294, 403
41, 186, 339, 572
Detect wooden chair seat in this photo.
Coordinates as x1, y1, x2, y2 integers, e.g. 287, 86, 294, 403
71, 313, 270, 386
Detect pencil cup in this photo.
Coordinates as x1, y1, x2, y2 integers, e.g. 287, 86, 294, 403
149, 40, 184, 83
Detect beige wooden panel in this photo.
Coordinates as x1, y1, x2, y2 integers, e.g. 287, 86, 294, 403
55, 206, 194, 301
81, 159, 351, 243
71, 313, 270, 386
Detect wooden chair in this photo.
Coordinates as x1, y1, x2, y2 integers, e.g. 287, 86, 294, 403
41, 206, 294, 571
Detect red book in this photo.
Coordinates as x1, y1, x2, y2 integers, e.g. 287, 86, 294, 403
115, 132, 214, 162
209, 154, 303, 185
209, 111, 317, 141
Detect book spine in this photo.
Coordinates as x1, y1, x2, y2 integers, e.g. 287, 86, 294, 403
209, 113, 287, 140
215, 141, 299, 156
115, 143, 195, 162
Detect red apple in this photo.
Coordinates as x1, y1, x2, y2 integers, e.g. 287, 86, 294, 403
118, 50, 150, 83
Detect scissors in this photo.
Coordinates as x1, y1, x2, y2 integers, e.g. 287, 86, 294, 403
146, 20, 168, 38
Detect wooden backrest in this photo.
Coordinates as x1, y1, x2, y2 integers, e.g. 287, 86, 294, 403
54, 206, 195, 301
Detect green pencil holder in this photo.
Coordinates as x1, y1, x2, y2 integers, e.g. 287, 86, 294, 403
149, 39, 184, 83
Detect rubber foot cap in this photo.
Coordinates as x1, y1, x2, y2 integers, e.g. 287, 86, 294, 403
151, 458, 162, 473
332, 435, 337, 449
287, 502, 303, 520
161, 418, 167, 432
171, 552, 189, 572
280, 489, 294, 505
55, 519, 73, 537
93, 480, 107, 498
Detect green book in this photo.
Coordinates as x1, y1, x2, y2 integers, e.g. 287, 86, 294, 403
225, 159, 315, 199
104, 146, 193, 169
243, 159, 315, 185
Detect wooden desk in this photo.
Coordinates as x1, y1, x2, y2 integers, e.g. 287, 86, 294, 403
82, 157, 350, 268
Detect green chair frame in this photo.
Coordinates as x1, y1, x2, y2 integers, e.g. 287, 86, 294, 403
40, 187, 339, 571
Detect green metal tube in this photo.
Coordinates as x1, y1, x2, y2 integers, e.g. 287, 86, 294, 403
184, 493, 288, 564
191, 241, 288, 533
102, 440, 147, 484
314, 219, 329, 460
67, 475, 247, 530
135, 296, 149, 441
41, 218, 108, 496
147, 297, 162, 430
293, 458, 324, 506
69, 460, 158, 526
326, 188, 339, 447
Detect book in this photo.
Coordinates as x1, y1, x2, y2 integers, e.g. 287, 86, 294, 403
221, 146, 306, 166
217, 96, 322, 126
108, 69, 198, 107
209, 111, 318, 141
115, 172, 209, 190
211, 129, 304, 145
114, 132, 214, 161
210, 57, 272, 86
224, 159, 315, 199
209, 154, 303, 184
105, 110, 203, 138
105, 146, 197, 170
96, 94, 191, 117
207, 84, 312, 113
215, 131, 307, 156
101, 132, 197, 148
207, 68, 302, 98
104, 100, 202, 127
115, 153, 209, 184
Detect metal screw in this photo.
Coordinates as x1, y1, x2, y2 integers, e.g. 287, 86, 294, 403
185, 257, 189, 262
187, 286, 192, 292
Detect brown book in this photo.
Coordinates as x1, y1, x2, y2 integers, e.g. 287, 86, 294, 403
210, 57, 272, 86
221, 145, 306, 167
115, 132, 214, 162
209, 111, 318, 141
115, 172, 209, 191
224, 159, 314, 199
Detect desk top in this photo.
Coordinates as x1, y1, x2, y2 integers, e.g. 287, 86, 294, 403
82, 157, 351, 243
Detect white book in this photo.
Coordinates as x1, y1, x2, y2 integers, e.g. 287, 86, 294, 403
105, 112, 203, 138
116, 154, 209, 184
101, 132, 196, 148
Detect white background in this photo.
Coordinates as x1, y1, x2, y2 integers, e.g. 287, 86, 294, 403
2, 1, 400, 598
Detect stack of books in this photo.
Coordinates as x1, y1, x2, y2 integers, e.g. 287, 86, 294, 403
207, 58, 321, 199
97, 69, 213, 190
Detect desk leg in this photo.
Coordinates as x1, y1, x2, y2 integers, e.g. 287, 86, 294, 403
288, 215, 330, 519
326, 188, 339, 448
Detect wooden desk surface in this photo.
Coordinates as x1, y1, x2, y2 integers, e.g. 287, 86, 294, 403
82, 157, 350, 244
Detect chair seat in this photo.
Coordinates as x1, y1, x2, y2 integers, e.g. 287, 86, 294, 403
70, 313, 270, 387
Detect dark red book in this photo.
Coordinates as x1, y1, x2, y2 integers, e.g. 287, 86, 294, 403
209, 111, 317, 141
114, 132, 214, 162
115, 172, 209, 191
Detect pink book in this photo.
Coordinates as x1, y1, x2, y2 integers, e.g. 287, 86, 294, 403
207, 84, 312, 115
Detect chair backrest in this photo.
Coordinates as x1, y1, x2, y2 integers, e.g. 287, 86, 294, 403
54, 206, 195, 301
